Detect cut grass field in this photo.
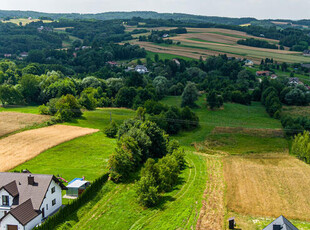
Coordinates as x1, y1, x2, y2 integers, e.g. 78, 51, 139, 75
224, 153, 310, 222
1, 125, 98, 172
0, 111, 50, 137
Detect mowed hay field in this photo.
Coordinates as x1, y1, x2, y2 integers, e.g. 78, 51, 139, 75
224, 153, 310, 221
0, 125, 98, 172
0, 112, 51, 137
133, 27, 310, 63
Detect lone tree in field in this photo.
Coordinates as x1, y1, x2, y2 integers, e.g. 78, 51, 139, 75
181, 82, 199, 108
207, 91, 223, 110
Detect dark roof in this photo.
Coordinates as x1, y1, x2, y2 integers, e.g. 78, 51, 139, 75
0, 172, 66, 210
263, 215, 299, 230
10, 199, 40, 226
2, 180, 19, 197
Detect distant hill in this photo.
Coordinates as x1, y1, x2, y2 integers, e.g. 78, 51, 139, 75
0, 10, 309, 28
0, 10, 256, 25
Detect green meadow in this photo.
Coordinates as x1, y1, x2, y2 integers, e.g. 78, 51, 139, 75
160, 96, 282, 148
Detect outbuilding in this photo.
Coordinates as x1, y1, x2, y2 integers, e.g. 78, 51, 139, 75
65, 179, 90, 198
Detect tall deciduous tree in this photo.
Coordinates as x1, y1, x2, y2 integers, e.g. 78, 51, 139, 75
181, 82, 199, 108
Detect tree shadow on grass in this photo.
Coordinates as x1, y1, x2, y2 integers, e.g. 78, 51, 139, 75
69, 116, 87, 124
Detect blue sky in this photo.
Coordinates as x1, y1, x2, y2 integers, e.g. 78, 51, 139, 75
1, 0, 309, 20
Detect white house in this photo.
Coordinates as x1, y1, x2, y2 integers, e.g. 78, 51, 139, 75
0, 172, 67, 230
135, 65, 148, 74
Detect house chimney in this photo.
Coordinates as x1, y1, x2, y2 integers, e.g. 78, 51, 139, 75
28, 175, 34, 185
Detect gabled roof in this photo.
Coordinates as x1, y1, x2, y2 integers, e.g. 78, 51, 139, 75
0, 172, 66, 210
2, 180, 19, 197
9, 199, 40, 226
263, 215, 299, 230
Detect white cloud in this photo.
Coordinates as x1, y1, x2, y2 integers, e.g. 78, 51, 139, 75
0, 0, 309, 19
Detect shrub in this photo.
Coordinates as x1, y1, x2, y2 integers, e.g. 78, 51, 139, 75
136, 174, 159, 207
38, 104, 50, 115
104, 121, 118, 138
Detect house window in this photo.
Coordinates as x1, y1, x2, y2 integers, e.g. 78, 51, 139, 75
46, 204, 48, 211
51, 187, 55, 194
2, 195, 9, 206
52, 199, 56, 206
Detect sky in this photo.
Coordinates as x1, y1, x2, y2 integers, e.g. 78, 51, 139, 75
1, 0, 310, 20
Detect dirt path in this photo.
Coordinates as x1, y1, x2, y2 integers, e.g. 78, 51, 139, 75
0, 125, 99, 172
196, 154, 225, 230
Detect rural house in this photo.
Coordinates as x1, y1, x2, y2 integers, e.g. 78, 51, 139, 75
135, 65, 148, 74
244, 59, 254, 67
303, 50, 310, 56
288, 77, 303, 86
162, 34, 169, 38
65, 178, 90, 198
263, 215, 298, 230
20, 52, 28, 58
0, 172, 67, 230
256, 71, 270, 77
270, 74, 278, 80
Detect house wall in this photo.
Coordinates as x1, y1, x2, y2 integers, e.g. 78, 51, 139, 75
0, 213, 24, 230
24, 214, 42, 230
39, 180, 62, 218
0, 189, 13, 219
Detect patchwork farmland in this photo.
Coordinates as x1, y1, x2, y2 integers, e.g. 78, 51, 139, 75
130, 27, 310, 63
